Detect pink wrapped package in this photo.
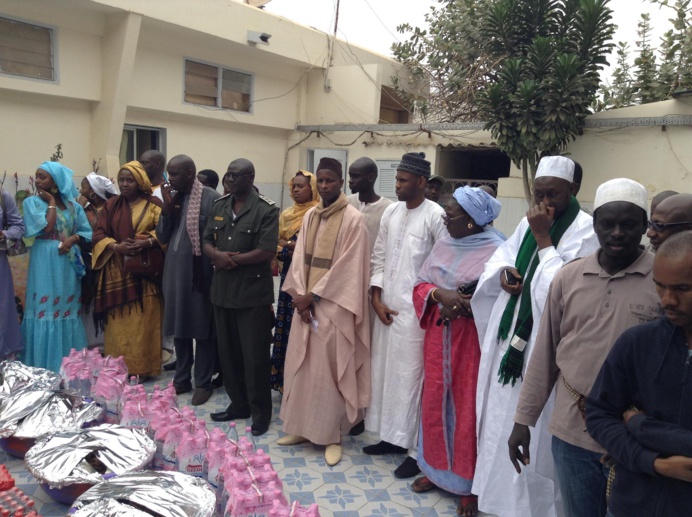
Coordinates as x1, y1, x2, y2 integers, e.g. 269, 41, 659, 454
226, 481, 286, 517
65, 366, 93, 397
99, 355, 127, 376
177, 430, 208, 478
269, 500, 321, 517
151, 409, 184, 470
120, 399, 149, 428
161, 420, 192, 471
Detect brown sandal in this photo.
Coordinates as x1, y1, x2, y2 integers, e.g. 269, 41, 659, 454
411, 476, 436, 493
457, 495, 478, 516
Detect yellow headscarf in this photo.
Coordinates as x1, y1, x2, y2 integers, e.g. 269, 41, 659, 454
119, 161, 153, 195
279, 170, 320, 241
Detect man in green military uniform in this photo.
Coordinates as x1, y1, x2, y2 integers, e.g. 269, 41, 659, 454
203, 158, 279, 436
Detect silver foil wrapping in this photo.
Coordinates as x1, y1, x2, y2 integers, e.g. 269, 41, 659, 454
0, 360, 61, 400
0, 387, 104, 439
26, 425, 156, 488
71, 471, 216, 517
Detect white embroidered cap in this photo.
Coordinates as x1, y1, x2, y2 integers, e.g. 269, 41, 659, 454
593, 178, 648, 212
535, 156, 575, 182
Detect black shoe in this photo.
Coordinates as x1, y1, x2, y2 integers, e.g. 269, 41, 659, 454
251, 423, 269, 436
174, 383, 192, 395
349, 419, 365, 436
191, 388, 213, 406
394, 456, 420, 479
163, 360, 177, 372
210, 408, 251, 422
363, 440, 407, 455
211, 374, 224, 389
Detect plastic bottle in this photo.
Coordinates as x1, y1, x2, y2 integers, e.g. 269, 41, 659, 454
228, 421, 239, 442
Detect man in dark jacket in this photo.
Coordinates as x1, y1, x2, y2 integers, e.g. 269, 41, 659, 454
587, 230, 692, 517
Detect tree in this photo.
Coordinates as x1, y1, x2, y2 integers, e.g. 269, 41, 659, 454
392, 0, 493, 122
392, 0, 615, 202
477, 0, 615, 201
599, 0, 692, 108
597, 42, 635, 110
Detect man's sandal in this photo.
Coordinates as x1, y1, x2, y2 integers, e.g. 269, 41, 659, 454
411, 476, 436, 493
457, 495, 478, 517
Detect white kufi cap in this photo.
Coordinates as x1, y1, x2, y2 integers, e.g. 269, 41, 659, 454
593, 178, 648, 212
535, 156, 575, 182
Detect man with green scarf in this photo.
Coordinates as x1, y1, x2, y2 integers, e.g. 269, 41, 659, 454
470, 156, 599, 517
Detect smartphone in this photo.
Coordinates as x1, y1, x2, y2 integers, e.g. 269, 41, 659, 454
504, 270, 522, 286
458, 280, 479, 296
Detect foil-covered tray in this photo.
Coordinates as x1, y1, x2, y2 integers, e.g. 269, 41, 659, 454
25, 425, 156, 488
0, 360, 61, 400
70, 470, 216, 517
0, 388, 103, 439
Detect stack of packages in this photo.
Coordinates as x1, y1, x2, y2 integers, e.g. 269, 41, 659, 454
0, 464, 42, 517
123, 396, 319, 516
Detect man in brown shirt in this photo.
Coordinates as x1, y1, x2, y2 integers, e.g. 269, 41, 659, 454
508, 178, 661, 517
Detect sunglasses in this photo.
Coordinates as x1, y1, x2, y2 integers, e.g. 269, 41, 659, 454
226, 171, 253, 181
442, 213, 465, 224
647, 220, 692, 232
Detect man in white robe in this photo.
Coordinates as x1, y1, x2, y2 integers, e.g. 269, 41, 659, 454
471, 156, 600, 517
365, 152, 447, 479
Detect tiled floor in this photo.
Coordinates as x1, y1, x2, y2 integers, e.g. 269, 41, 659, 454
0, 373, 490, 516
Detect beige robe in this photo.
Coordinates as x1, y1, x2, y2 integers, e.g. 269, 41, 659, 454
280, 204, 371, 445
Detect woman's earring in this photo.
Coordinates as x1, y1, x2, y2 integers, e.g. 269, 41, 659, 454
467, 223, 474, 229
50, 186, 58, 194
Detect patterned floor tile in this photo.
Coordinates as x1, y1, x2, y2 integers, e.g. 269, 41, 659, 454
313, 483, 368, 512
278, 465, 324, 492
359, 501, 417, 516
344, 463, 396, 491
387, 478, 443, 509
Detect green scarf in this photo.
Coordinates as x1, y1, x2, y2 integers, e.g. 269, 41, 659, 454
497, 196, 581, 386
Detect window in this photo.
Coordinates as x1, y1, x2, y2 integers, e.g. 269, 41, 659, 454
184, 59, 252, 112
120, 125, 165, 165
0, 17, 54, 81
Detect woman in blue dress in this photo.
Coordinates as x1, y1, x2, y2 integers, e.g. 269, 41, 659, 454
21, 162, 92, 371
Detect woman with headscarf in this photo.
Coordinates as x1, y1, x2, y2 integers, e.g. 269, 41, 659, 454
1, 187, 25, 361
92, 162, 163, 378
411, 186, 505, 517
80, 172, 118, 230
21, 162, 92, 371
79, 172, 118, 350
270, 170, 319, 393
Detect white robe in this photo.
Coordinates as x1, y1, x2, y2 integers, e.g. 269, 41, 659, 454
471, 211, 599, 517
366, 200, 446, 449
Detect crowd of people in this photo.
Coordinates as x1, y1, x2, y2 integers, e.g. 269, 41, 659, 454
2, 150, 692, 517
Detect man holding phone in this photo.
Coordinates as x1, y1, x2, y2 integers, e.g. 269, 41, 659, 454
470, 156, 599, 517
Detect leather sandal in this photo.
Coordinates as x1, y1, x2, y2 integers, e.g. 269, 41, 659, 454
412, 476, 436, 493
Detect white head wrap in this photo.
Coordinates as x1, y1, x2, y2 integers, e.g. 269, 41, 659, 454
86, 172, 118, 201
535, 156, 575, 182
593, 178, 648, 213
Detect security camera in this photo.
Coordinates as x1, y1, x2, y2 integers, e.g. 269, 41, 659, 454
248, 31, 271, 45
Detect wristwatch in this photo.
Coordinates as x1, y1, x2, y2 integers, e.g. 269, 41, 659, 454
312, 293, 321, 302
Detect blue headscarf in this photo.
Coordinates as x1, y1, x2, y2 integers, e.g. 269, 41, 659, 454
452, 186, 501, 227
38, 161, 79, 204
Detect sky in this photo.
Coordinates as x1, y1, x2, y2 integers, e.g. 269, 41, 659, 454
264, 0, 674, 79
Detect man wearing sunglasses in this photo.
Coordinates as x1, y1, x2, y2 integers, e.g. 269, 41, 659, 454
646, 193, 692, 252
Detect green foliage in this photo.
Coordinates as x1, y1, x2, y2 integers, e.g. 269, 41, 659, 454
392, 0, 615, 201
391, 0, 493, 122
478, 0, 614, 201
600, 0, 692, 108
50, 143, 63, 162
